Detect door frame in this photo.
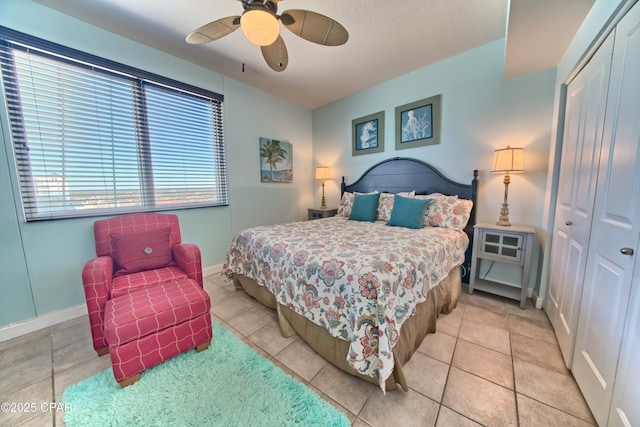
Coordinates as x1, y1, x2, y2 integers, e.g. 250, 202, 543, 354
539, 0, 638, 310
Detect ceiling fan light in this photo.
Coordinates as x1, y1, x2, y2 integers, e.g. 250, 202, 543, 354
241, 9, 279, 46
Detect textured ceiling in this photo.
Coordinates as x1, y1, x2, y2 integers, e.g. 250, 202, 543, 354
32, 0, 594, 110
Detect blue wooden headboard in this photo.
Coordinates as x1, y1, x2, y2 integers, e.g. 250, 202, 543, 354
341, 157, 479, 282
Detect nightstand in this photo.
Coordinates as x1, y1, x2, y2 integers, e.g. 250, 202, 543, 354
469, 222, 535, 309
308, 208, 338, 220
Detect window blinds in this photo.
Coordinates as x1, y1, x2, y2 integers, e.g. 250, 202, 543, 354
0, 27, 227, 221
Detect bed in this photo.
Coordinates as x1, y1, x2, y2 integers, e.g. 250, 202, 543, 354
224, 157, 478, 391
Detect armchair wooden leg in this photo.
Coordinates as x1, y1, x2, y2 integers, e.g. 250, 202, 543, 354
196, 340, 211, 352
118, 373, 140, 388
96, 347, 109, 357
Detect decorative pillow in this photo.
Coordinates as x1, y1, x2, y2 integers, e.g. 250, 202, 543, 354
338, 191, 378, 217
348, 193, 381, 222
415, 193, 447, 199
111, 227, 173, 275
417, 194, 473, 230
376, 191, 416, 222
387, 195, 433, 229
337, 191, 355, 217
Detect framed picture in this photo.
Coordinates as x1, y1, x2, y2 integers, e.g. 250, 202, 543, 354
395, 94, 442, 150
260, 137, 293, 183
352, 111, 385, 156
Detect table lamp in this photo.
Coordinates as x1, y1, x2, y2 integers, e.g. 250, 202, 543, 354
491, 146, 524, 226
315, 167, 331, 209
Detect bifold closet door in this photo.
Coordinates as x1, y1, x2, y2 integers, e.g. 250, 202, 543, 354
608, 259, 640, 427
571, 2, 640, 425
546, 32, 614, 367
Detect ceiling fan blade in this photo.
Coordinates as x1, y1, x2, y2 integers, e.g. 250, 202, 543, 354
186, 16, 241, 44
261, 36, 288, 72
281, 10, 348, 46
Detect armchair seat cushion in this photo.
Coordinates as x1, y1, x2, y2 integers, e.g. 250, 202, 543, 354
111, 266, 188, 299
104, 278, 210, 347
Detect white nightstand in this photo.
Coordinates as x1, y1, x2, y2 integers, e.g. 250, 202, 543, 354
469, 222, 536, 309
308, 207, 338, 220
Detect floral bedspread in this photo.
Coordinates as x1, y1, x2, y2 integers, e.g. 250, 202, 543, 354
223, 216, 469, 390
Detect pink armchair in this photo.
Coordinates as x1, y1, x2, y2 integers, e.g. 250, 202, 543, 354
82, 212, 212, 386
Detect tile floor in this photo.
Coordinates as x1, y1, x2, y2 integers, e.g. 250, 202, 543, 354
0, 273, 596, 426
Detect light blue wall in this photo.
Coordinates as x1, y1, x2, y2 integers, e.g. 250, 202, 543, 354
224, 78, 313, 235
0, 0, 312, 327
312, 40, 556, 290
0, 123, 35, 323
312, 40, 556, 233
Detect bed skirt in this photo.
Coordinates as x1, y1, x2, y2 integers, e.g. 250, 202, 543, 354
232, 266, 461, 391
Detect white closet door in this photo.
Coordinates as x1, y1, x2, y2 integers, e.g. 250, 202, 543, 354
571, 3, 640, 425
608, 261, 640, 427
546, 32, 614, 367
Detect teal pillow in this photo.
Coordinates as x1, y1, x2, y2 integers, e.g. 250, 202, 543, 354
387, 195, 433, 229
348, 193, 380, 222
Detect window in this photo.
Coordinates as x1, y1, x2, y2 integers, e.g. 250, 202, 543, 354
0, 27, 227, 221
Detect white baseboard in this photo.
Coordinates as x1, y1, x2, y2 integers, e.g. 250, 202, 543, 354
0, 264, 224, 343
0, 304, 88, 343
203, 264, 223, 277
526, 288, 544, 309
532, 289, 544, 309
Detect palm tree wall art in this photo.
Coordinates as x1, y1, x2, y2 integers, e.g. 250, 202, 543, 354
259, 138, 293, 183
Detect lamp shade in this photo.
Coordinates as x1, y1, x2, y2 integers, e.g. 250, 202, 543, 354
492, 146, 525, 173
241, 9, 279, 46
315, 167, 331, 180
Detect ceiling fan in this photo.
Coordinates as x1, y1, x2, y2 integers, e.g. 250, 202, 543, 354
186, 0, 349, 72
